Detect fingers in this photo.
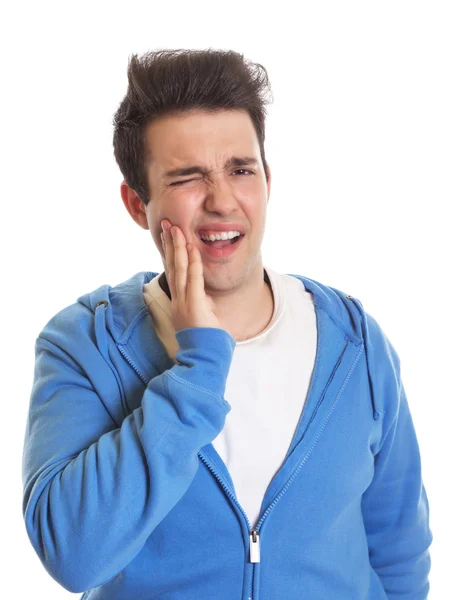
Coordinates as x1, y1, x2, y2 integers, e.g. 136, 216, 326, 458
161, 221, 176, 301
161, 220, 191, 304
171, 226, 188, 302
160, 221, 214, 331
185, 240, 205, 306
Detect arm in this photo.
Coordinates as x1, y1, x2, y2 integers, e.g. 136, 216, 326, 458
361, 346, 433, 598
22, 327, 234, 593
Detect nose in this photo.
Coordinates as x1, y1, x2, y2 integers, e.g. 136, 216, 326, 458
203, 177, 239, 215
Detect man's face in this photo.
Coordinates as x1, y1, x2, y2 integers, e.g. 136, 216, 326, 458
132, 108, 271, 291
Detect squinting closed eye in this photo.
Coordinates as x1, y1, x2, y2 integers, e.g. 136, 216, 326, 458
169, 169, 255, 187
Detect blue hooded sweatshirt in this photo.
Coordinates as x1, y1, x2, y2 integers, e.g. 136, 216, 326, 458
21, 270, 432, 599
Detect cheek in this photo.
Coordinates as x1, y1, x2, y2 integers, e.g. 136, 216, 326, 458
242, 197, 266, 220
153, 211, 195, 245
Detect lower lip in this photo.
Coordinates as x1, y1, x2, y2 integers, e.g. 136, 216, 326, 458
198, 235, 245, 259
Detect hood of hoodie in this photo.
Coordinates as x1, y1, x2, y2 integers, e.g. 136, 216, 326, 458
75, 270, 382, 421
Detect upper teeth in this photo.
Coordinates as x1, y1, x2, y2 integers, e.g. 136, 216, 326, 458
199, 231, 241, 241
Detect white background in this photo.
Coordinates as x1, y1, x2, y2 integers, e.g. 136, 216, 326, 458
1, 1, 448, 597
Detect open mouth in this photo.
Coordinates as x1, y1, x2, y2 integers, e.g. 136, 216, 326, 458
195, 232, 246, 258
200, 234, 244, 247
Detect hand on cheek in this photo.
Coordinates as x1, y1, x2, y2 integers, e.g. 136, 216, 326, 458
158, 218, 223, 333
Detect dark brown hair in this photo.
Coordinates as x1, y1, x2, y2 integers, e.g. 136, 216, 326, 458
112, 48, 273, 205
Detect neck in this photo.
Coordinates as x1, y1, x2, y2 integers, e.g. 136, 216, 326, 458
159, 265, 274, 341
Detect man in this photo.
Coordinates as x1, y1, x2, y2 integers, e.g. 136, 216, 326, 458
22, 49, 432, 599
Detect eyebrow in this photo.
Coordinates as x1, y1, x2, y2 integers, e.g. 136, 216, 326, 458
163, 156, 259, 178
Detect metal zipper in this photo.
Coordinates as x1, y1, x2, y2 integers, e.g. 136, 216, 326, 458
197, 452, 258, 554
197, 452, 260, 600
249, 529, 260, 563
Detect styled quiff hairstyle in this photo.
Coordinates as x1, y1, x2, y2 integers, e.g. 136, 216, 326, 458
112, 48, 273, 205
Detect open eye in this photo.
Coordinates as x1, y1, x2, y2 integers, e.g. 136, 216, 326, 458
234, 168, 254, 176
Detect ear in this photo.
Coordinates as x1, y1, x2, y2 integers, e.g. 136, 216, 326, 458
120, 180, 149, 230
266, 163, 272, 203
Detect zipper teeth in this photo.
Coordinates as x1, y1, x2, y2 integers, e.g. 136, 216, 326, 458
301, 343, 347, 433
198, 452, 257, 599
198, 452, 253, 532
258, 419, 331, 530
117, 344, 149, 385
250, 560, 255, 600
257, 459, 305, 530
252, 363, 343, 531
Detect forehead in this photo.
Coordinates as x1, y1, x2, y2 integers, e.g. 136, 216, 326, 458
145, 109, 259, 170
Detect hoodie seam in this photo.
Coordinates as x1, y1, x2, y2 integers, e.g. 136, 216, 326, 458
167, 371, 225, 403
116, 306, 150, 345
315, 303, 362, 346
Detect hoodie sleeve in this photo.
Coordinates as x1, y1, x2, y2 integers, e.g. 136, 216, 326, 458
22, 326, 235, 594
360, 314, 433, 599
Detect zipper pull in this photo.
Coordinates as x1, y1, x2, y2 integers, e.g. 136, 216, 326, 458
249, 529, 260, 563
